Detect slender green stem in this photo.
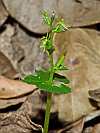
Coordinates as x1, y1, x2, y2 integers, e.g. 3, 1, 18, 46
48, 54, 54, 82
43, 54, 54, 133
43, 93, 52, 133
43, 25, 54, 133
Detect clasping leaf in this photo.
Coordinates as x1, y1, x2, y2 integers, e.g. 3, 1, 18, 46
23, 70, 71, 94
54, 53, 68, 71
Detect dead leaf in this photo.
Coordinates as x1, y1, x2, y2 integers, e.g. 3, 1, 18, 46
54, 28, 100, 122
0, 103, 42, 132
92, 123, 100, 133
58, 118, 85, 133
2, 0, 100, 33
89, 88, 100, 107
0, 97, 26, 109
0, 51, 17, 78
0, 0, 8, 26
0, 76, 37, 99
85, 110, 100, 123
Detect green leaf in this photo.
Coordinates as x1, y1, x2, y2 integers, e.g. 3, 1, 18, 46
23, 74, 38, 84
54, 64, 69, 71
55, 53, 65, 68
23, 70, 71, 94
37, 82, 71, 94
51, 84, 71, 94
54, 73, 70, 84
54, 53, 69, 71
23, 70, 50, 84
35, 70, 50, 81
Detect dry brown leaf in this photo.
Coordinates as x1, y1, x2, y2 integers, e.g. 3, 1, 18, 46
2, 0, 100, 33
92, 123, 100, 133
58, 118, 84, 133
0, 0, 8, 26
0, 76, 37, 99
70, 118, 84, 133
89, 88, 100, 107
0, 97, 26, 109
53, 28, 100, 122
85, 110, 100, 123
0, 51, 17, 78
0, 95, 42, 132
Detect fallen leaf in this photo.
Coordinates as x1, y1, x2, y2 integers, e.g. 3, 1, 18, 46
92, 123, 100, 133
0, 51, 17, 78
54, 28, 100, 122
85, 110, 100, 122
0, 97, 26, 109
89, 88, 100, 107
58, 118, 85, 133
0, 76, 37, 99
0, 0, 8, 26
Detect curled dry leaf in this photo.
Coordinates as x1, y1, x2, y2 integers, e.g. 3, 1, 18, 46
0, 76, 37, 99
89, 88, 100, 107
0, 97, 26, 109
85, 110, 100, 123
58, 118, 84, 133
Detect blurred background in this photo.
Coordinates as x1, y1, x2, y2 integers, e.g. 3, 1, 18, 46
0, 0, 100, 133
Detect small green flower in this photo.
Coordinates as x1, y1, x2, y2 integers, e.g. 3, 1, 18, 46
52, 19, 69, 32
42, 11, 55, 26
40, 33, 52, 52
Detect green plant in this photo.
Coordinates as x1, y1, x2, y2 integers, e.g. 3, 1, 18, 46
23, 11, 71, 133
